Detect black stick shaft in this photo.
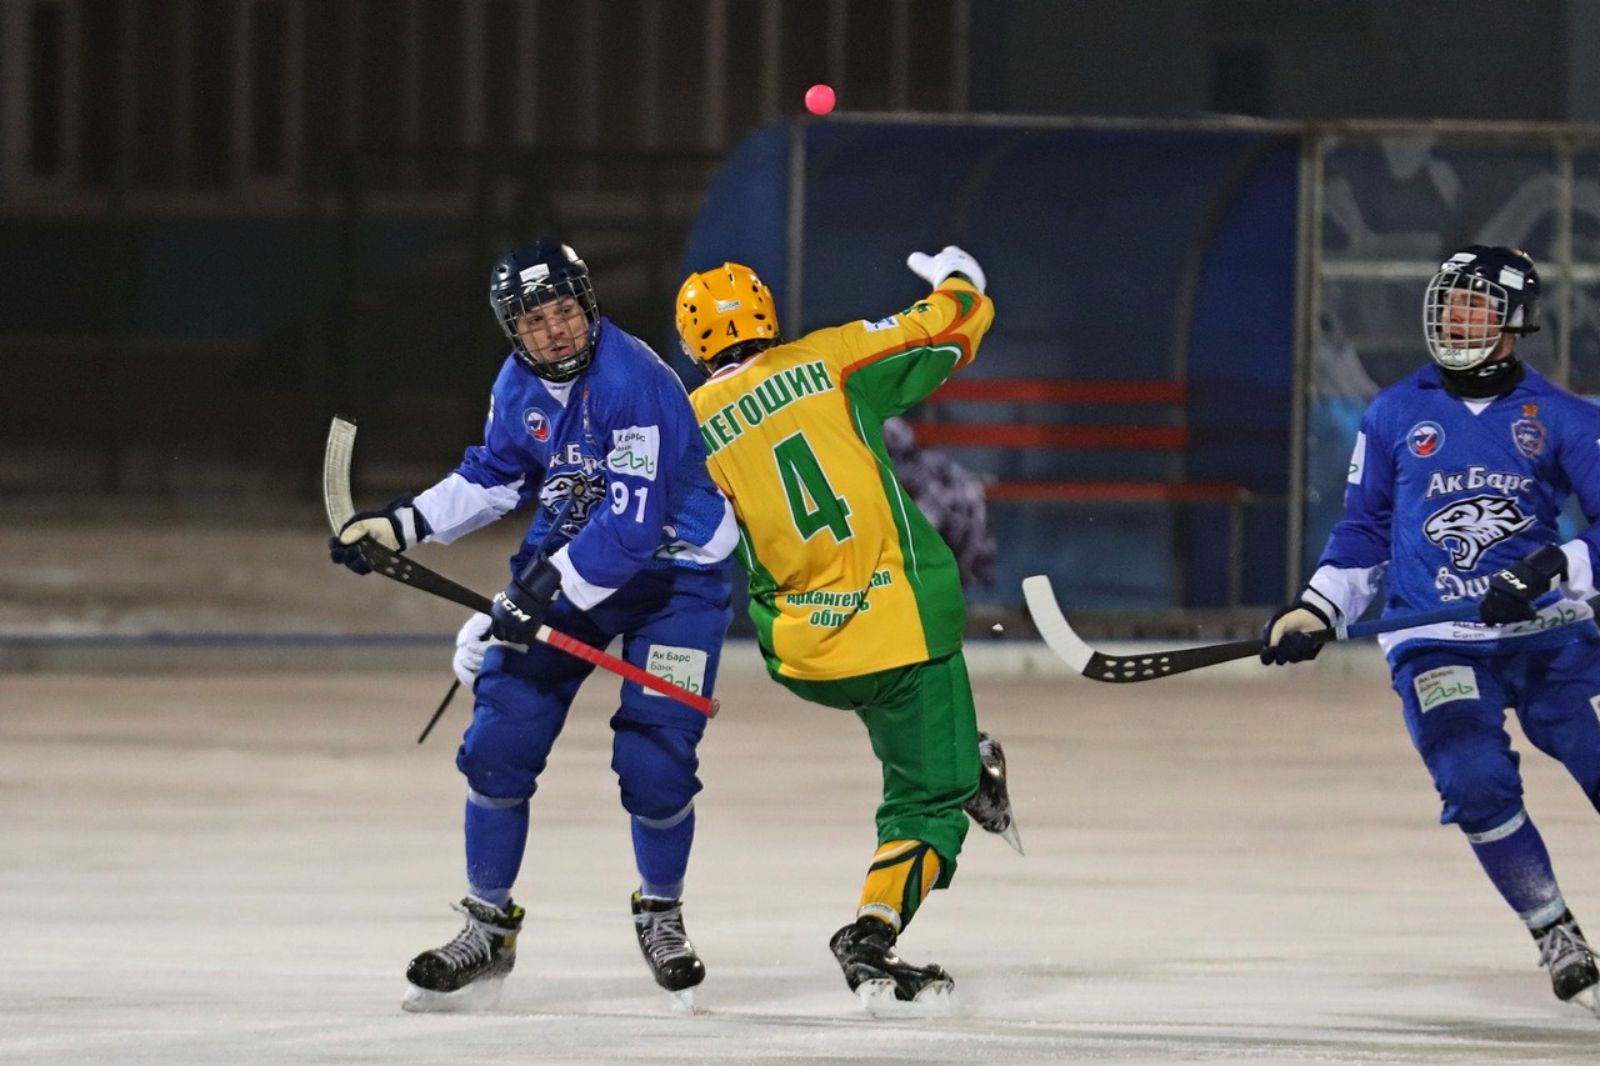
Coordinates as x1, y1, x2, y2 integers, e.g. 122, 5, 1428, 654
417, 679, 461, 744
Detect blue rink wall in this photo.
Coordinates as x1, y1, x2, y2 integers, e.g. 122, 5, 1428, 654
679, 120, 1300, 609
0, 119, 1302, 614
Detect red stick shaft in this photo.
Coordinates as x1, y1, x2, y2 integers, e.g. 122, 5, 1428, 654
535, 624, 718, 718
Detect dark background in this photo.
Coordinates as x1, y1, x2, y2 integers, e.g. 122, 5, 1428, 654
2, 0, 1595, 620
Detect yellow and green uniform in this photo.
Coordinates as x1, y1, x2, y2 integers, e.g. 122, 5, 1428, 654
692, 278, 994, 682
691, 279, 994, 903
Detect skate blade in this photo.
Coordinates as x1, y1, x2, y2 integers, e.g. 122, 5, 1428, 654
401, 976, 506, 1013
1568, 984, 1600, 1019
998, 819, 1024, 856
667, 986, 701, 1014
856, 978, 962, 1019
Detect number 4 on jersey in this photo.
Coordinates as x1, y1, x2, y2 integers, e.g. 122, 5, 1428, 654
774, 433, 852, 542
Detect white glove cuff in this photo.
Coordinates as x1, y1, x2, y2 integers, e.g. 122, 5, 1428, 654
394, 506, 424, 549
1561, 540, 1594, 599
1299, 587, 1339, 626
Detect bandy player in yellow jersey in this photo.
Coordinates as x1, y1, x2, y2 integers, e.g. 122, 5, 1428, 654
674, 247, 1017, 1016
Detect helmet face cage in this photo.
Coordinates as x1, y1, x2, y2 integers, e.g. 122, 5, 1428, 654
674, 263, 779, 372
1422, 246, 1539, 372
1423, 270, 1510, 370
490, 243, 601, 383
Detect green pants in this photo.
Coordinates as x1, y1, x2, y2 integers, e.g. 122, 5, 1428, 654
776, 651, 979, 887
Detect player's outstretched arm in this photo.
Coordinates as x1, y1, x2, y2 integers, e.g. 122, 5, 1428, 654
830, 247, 996, 421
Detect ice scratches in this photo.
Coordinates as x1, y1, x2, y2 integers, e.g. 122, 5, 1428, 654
406, 1006, 1599, 1063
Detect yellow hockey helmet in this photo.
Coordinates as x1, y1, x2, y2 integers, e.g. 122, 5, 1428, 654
674, 262, 779, 370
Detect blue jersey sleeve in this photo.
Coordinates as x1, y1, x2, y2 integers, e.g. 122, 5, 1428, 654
1305, 403, 1393, 621
548, 363, 699, 607
1555, 396, 1600, 597
413, 369, 537, 544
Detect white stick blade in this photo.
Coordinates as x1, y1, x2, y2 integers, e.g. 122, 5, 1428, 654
1022, 575, 1094, 674
322, 416, 358, 533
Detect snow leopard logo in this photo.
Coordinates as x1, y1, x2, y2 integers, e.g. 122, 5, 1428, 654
540, 470, 606, 536
1423, 494, 1535, 571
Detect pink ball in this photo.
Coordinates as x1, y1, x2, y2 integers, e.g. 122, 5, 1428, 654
804, 83, 836, 116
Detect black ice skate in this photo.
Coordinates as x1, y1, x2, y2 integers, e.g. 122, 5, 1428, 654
401, 896, 523, 1013
632, 892, 705, 1010
829, 915, 958, 1017
1533, 910, 1600, 1017
964, 731, 1023, 854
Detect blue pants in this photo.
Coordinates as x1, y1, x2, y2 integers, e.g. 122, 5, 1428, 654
458, 565, 731, 814
1392, 638, 1600, 834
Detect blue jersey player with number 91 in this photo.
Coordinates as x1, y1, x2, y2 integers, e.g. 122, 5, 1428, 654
327, 240, 736, 1011
1262, 245, 1600, 1018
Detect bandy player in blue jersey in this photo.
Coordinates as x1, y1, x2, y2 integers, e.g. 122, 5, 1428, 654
329, 240, 736, 1011
1263, 245, 1600, 1017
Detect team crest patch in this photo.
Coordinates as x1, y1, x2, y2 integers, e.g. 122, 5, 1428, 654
1413, 664, 1479, 712
643, 645, 707, 697
539, 471, 604, 535
1512, 417, 1546, 459
1423, 493, 1535, 570
1407, 420, 1445, 458
524, 407, 550, 442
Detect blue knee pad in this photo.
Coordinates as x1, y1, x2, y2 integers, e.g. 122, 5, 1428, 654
1426, 715, 1525, 832
455, 655, 577, 799
610, 717, 703, 821
1394, 654, 1524, 831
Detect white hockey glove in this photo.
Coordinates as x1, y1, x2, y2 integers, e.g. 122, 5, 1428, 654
453, 611, 494, 687
329, 495, 431, 574
906, 245, 987, 294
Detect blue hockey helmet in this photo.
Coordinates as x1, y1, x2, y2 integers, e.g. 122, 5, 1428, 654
490, 240, 601, 382
1423, 245, 1541, 371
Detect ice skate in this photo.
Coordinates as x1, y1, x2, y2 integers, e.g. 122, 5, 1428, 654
829, 916, 960, 1018
965, 731, 1023, 854
632, 892, 705, 1011
401, 896, 523, 1013
1533, 910, 1600, 1017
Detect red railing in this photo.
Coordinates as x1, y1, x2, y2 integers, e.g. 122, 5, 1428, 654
908, 376, 1252, 603
910, 376, 1246, 503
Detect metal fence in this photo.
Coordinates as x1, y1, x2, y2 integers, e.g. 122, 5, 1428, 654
0, 0, 970, 209
9, 83, 1600, 615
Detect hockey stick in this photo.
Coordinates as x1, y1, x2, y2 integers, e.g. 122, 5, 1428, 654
414, 493, 577, 744
416, 679, 460, 744
322, 415, 358, 533
323, 416, 718, 718
1022, 574, 1481, 683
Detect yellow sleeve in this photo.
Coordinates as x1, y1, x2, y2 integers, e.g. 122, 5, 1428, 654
806, 278, 995, 420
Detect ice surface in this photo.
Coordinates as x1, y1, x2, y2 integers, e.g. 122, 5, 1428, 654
4, 663, 1600, 1064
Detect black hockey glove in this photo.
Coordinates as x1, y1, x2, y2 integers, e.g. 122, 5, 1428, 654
490, 555, 563, 643
1479, 544, 1567, 625
1259, 600, 1332, 666
328, 495, 431, 575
